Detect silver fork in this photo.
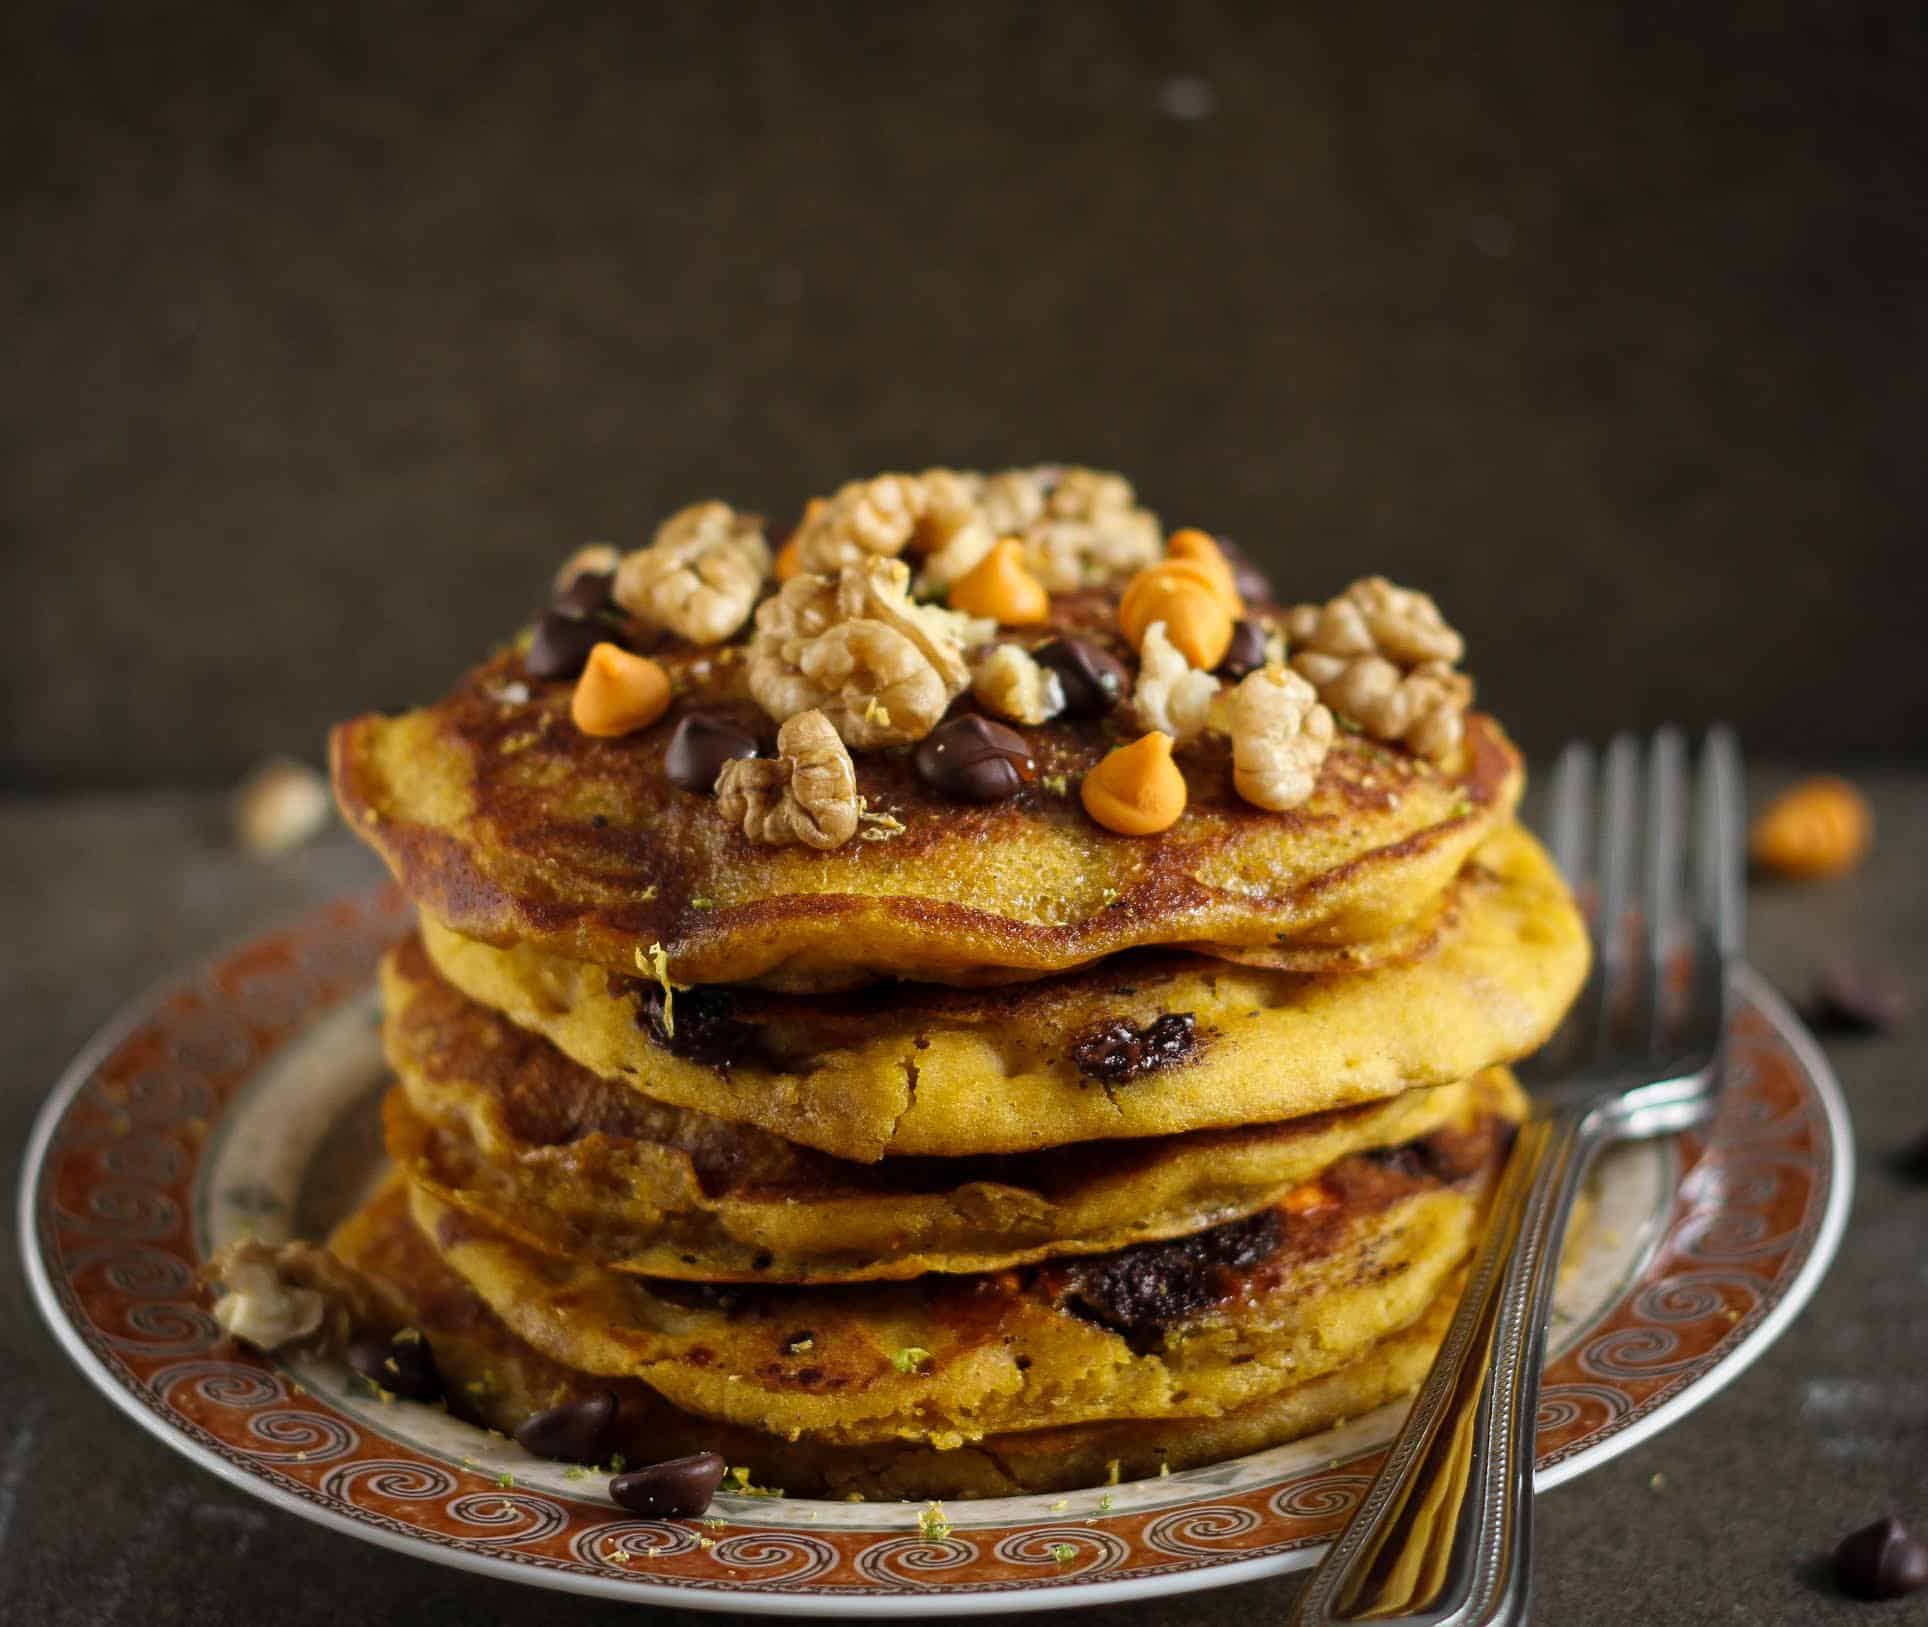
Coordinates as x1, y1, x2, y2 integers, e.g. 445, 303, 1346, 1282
1289, 727, 1744, 1627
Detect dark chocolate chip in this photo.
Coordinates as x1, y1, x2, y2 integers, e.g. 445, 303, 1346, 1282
1216, 619, 1269, 679
1809, 960, 1913, 1034
527, 610, 616, 681
913, 715, 1036, 803
552, 569, 616, 620
1899, 1130, 1928, 1183
1070, 1013, 1198, 1084
347, 1328, 443, 1403
1056, 1209, 1284, 1354
624, 977, 761, 1069
514, 1390, 620, 1465
1833, 1515, 1928, 1600
609, 1452, 728, 1518
1213, 536, 1274, 605
665, 713, 763, 794
1033, 638, 1128, 717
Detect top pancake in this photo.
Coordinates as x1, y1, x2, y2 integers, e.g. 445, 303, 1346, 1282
331, 589, 1522, 991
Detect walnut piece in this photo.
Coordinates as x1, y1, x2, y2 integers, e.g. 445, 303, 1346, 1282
715, 709, 860, 849
613, 501, 770, 646
793, 470, 996, 590
971, 643, 1065, 725
552, 542, 620, 593
206, 1237, 391, 1353
1285, 576, 1472, 761
1131, 621, 1223, 745
983, 465, 1162, 591
746, 558, 972, 746
1230, 665, 1335, 811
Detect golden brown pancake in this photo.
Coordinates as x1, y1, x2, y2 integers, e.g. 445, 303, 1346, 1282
415, 822, 1583, 1160
384, 932, 1491, 1282
331, 1176, 1466, 1498
409, 1069, 1521, 1449
330, 595, 1522, 992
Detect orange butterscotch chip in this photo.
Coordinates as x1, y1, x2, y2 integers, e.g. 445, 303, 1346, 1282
1118, 566, 1234, 670
773, 535, 806, 582
1749, 775, 1872, 879
1164, 529, 1244, 618
570, 644, 672, 738
1081, 731, 1188, 835
948, 537, 1050, 626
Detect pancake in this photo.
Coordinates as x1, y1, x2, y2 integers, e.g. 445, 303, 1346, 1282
416, 821, 1584, 1161
330, 597, 1523, 992
331, 1175, 1466, 1498
384, 932, 1489, 1282
410, 1069, 1521, 1449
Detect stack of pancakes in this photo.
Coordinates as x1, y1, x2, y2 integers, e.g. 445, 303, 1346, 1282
324, 478, 1587, 1499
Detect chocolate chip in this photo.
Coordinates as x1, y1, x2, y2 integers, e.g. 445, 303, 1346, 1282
625, 977, 761, 1069
1216, 619, 1268, 679
913, 715, 1036, 803
527, 610, 616, 681
1071, 1013, 1198, 1084
609, 1452, 728, 1519
1056, 1209, 1284, 1353
1833, 1515, 1928, 1600
1897, 1130, 1928, 1184
514, 1390, 620, 1465
1809, 959, 1913, 1034
1214, 536, 1274, 605
347, 1328, 443, 1403
552, 569, 615, 620
1033, 639, 1128, 718
665, 713, 763, 794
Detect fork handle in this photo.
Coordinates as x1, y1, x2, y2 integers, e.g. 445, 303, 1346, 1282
1289, 1100, 1605, 1627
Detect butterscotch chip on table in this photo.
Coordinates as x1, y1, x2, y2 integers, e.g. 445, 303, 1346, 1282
1748, 774, 1872, 878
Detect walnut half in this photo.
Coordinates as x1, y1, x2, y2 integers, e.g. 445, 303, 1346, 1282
980, 465, 1162, 591
746, 558, 972, 747
1230, 664, 1334, 811
613, 501, 771, 646
1285, 576, 1472, 761
715, 709, 860, 849
792, 469, 995, 589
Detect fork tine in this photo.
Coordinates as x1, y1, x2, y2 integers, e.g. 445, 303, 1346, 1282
1546, 740, 1594, 888
1593, 733, 1640, 1056
1697, 725, 1745, 960
1640, 728, 1686, 1051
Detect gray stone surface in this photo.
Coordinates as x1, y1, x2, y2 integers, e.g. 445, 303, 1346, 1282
2, 772, 1924, 1623
4, 2, 1927, 788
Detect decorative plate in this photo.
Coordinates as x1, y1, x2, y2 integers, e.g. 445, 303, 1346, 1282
20, 888, 1852, 1617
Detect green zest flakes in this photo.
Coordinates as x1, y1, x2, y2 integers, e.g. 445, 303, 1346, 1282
891, 1346, 933, 1374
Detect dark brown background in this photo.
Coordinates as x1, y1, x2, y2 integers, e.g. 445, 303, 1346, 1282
5, 1, 1925, 789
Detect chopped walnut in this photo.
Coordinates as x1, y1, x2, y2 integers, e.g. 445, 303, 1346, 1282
983, 465, 1162, 592
793, 469, 996, 590
612, 501, 770, 646
1132, 621, 1223, 745
1285, 576, 1472, 761
971, 643, 1065, 725
746, 558, 971, 746
715, 709, 860, 849
206, 1237, 390, 1353
1230, 664, 1334, 811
